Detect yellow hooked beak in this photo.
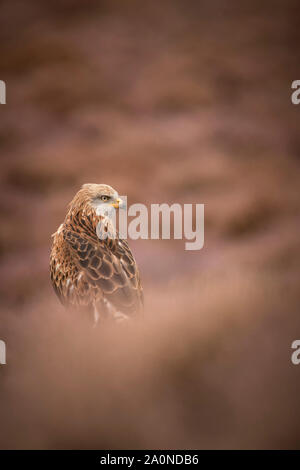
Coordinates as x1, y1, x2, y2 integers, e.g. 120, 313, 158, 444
110, 197, 122, 209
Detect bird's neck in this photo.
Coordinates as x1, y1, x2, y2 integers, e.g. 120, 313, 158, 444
96, 215, 117, 240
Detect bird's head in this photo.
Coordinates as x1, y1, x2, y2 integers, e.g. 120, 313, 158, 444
68, 183, 124, 218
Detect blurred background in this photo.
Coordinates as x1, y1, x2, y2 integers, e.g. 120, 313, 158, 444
0, 0, 300, 449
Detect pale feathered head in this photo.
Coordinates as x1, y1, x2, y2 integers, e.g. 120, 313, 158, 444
68, 184, 123, 216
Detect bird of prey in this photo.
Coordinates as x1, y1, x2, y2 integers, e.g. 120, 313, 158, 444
50, 184, 143, 323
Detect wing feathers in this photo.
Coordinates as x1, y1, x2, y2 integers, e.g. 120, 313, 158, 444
50, 200, 143, 320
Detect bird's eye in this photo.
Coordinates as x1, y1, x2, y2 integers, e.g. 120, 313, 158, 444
100, 195, 110, 202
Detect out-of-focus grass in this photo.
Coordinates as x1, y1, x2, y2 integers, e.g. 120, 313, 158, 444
0, 271, 299, 449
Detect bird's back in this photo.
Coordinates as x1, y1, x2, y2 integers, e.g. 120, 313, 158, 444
50, 209, 143, 321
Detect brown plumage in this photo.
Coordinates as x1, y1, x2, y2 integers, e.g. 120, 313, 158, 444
50, 184, 143, 322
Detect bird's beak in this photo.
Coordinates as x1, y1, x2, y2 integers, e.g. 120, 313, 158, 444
111, 197, 123, 209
